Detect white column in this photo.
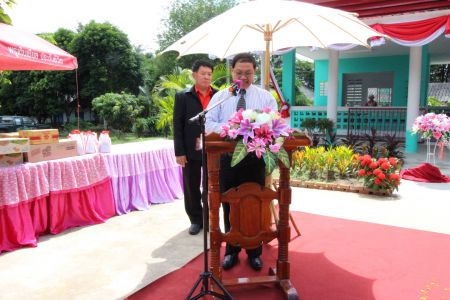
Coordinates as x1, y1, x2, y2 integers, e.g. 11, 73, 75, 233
260, 52, 265, 88
327, 49, 339, 123
405, 46, 422, 153
406, 46, 422, 129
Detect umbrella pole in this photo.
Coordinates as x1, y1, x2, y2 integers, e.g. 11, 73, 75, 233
263, 27, 272, 91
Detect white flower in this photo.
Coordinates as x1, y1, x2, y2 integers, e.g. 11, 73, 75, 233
242, 109, 258, 121
255, 112, 272, 126
270, 111, 280, 120
275, 137, 284, 144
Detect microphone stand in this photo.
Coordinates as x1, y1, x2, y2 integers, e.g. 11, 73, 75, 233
185, 94, 235, 300
188, 89, 238, 124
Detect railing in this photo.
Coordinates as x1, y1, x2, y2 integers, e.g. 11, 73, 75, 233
291, 106, 407, 139
347, 107, 407, 139
291, 105, 449, 140
426, 106, 450, 117
290, 106, 348, 134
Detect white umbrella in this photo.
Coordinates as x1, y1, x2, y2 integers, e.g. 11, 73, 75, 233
162, 0, 383, 89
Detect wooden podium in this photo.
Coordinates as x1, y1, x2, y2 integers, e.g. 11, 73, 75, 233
205, 133, 311, 299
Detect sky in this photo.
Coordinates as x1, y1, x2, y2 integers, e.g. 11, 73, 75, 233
6, 0, 175, 53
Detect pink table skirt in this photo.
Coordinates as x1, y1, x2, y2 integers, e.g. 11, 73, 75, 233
1, 140, 182, 253
1, 162, 50, 253
1, 154, 116, 253
49, 177, 116, 234
104, 141, 183, 215
0, 195, 49, 253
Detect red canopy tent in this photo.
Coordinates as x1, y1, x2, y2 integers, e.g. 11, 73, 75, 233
0, 22, 80, 126
0, 22, 78, 70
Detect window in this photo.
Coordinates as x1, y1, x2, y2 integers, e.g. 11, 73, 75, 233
368, 87, 393, 106
345, 79, 363, 106
343, 72, 394, 106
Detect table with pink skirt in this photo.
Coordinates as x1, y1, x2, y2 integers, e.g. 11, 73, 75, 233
0, 140, 183, 253
103, 140, 183, 215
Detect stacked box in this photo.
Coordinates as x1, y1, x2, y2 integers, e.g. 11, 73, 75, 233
18, 129, 59, 145
0, 153, 24, 167
0, 132, 19, 138
24, 139, 78, 163
0, 138, 30, 154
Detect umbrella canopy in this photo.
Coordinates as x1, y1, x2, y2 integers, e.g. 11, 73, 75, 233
162, 0, 383, 89
0, 23, 78, 70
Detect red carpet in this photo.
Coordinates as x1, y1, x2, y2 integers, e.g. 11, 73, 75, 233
400, 163, 450, 183
129, 212, 450, 300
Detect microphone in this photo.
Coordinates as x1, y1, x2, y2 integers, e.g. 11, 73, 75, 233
228, 79, 242, 96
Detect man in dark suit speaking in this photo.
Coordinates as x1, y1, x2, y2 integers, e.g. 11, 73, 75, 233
173, 60, 217, 235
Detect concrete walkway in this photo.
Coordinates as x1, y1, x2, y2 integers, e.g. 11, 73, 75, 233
0, 143, 449, 300
291, 143, 449, 235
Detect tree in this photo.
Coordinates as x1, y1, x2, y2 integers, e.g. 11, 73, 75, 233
296, 60, 314, 90
71, 21, 143, 110
0, 0, 15, 24
157, 0, 238, 52
430, 64, 450, 83
153, 0, 238, 79
92, 92, 144, 131
0, 0, 18, 101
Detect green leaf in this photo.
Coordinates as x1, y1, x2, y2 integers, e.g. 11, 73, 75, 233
263, 151, 276, 175
231, 140, 248, 167
277, 147, 290, 168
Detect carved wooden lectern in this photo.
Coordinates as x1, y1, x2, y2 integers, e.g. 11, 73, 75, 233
205, 133, 311, 299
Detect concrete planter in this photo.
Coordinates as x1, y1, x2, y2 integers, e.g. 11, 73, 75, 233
274, 178, 394, 196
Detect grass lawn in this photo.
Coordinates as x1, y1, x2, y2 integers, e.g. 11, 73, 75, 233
111, 134, 169, 145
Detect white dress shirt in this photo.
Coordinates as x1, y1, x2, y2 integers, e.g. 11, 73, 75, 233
205, 84, 278, 133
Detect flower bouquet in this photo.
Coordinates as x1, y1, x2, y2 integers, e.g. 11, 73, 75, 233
412, 113, 450, 142
220, 107, 292, 175
357, 155, 401, 194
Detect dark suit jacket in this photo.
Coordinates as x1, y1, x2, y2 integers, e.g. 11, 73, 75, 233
173, 86, 217, 161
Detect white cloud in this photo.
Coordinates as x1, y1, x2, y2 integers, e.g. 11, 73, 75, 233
7, 0, 174, 53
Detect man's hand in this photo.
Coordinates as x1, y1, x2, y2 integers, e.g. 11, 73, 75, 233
176, 155, 188, 167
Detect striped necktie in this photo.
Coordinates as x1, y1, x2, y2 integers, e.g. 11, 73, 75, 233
236, 89, 246, 111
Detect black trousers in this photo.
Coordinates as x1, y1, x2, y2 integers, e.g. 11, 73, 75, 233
220, 154, 265, 258
182, 159, 203, 226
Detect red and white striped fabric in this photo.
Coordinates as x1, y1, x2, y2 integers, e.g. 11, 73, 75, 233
370, 15, 450, 47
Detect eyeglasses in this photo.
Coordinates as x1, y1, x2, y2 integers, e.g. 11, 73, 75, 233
233, 70, 254, 78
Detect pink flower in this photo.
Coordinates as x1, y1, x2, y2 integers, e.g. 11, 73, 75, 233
229, 111, 243, 125
220, 125, 230, 138
262, 107, 272, 113
254, 123, 273, 144
228, 128, 239, 139
269, 143, 281, 153
433, 131, 442, 139
247, 138, 266, 158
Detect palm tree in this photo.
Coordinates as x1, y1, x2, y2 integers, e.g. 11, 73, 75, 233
153, 68, 194, 137
154, 90, 176, 137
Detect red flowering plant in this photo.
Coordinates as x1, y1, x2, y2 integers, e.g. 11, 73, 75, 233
357, 155, 401, 194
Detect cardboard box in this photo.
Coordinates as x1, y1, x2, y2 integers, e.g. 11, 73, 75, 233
18, 129, 59, 145
0, 138, 30, 155
0, 132, 19, 138
24, 139, 78, 163
0, 153, 24, 167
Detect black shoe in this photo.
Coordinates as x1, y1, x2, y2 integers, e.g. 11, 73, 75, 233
248, 256, 263, 271
188, 224, 202, 235
222, 254, 239, 270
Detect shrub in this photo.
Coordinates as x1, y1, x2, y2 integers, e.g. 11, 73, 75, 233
357, 155, 401, 193
92, 92, 144, 132
132, 118, 150, 137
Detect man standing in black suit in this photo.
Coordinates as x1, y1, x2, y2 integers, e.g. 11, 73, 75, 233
173, 60, 217, 235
